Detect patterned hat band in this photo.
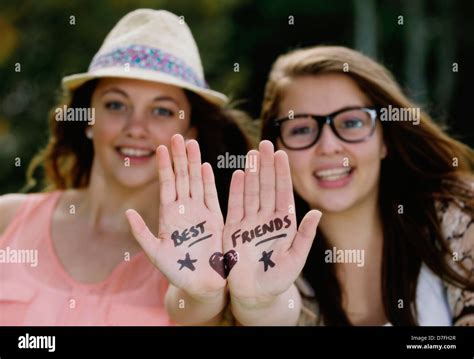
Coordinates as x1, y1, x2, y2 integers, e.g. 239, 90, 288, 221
89, 44, 209, 89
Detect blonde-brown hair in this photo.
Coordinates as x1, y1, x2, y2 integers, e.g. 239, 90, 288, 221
260, 46, 474, 325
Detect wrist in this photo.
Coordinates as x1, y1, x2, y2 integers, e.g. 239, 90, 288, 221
230, 292, 279, 311
187, 286, 228, 306
230, 284, 302, 325
168, 283, 227, 307
166, 285, 228, 325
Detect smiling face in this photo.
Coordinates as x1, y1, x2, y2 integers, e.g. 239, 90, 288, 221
88, 77, 195, 188
276, 73, 387, 213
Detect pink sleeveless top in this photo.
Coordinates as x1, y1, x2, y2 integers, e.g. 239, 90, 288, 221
0, 192, 171, 326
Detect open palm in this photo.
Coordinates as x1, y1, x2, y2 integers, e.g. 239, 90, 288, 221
223, 141, 321, 302
126, 135, 225, 298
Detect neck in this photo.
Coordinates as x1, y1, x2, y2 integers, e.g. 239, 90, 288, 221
318, 194, 383, 255
78, 164, 159, 237
315, 192, 387, 324
316, 191, 385, 279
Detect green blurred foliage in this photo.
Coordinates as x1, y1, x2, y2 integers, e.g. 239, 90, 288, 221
1, 0, 473, 194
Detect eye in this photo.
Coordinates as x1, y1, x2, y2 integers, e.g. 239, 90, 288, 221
341, 118, 364, 128
290, 126, 313, 136
152, 107, 174, 117
105, 101, 126, 112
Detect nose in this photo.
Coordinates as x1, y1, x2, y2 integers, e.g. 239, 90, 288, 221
124, 110, 148, 139
314, 123, 344, 155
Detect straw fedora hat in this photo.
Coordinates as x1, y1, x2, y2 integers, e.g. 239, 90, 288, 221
62, 9, 228, 106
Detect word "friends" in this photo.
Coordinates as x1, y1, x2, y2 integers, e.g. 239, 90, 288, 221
231, 215, 291, 248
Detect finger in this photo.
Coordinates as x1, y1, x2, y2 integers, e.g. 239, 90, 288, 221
289, 210, 322, 259
258, 141, 275, 213
244, 150, 260, 216
226, 170, 245, 225
156, 145, 176, 205
171, 134, 190, 200
186, 140, 203, 200
202, 162, 222, 214
275, 150, 295, 213
126, 209, 161, 257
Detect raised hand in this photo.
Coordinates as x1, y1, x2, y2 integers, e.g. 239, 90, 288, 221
126, 134, 226, 299
223, 141, 322, 305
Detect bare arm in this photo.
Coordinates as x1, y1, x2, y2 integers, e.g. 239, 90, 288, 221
223, 141, 321, 326
126, 135, 227, 325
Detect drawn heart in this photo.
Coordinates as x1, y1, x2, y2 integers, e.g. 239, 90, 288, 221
209, 250, 238, 279
224, 250, 238, 276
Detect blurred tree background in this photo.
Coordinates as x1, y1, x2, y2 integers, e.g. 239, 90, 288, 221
1, 0, 473, 194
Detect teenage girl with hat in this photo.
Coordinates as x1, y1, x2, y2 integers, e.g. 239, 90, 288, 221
0, 9, 251, 325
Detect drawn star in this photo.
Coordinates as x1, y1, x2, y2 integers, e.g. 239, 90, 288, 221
259, 250, 275, 272
177, 253, 197, 271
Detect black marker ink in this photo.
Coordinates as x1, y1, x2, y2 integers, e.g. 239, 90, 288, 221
273, 217, 283, 231
209, 250, 238, 279
231, 229, 241, 248
189, 226, 199, 237
255, 233, 287, 246
242, 230, 254, 244
259, 250, 275, 272
262, 221, 274, 233
171, 221, 207, 247
177, 253, 197, 271
188, 234, 212, 248
231, 216, 292, 247
195, 221, 206, 233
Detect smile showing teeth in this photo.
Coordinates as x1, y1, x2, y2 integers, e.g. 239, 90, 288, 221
117, 147, 154, 157
314, 167, 352, 181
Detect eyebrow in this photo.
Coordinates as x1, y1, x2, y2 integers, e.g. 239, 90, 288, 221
152, 96, 179, 106
100, 88, 129, 98
100, 88, 179, 106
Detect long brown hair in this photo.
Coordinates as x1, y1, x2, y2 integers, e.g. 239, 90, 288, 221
260, 46, 474, 325
26, 79, 253, 216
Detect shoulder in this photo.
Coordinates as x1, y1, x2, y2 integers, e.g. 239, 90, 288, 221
435, 198, 473, 252
0, 193, 30, 235
435, 193, 474, 325
435, 195, 473, 275
435, 176, 473, 245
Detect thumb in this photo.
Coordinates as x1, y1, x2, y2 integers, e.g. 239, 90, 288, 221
125, 209, 160, 256
289, 210, 322, 259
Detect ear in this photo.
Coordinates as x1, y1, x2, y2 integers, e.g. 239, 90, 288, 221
184, 126, 198, 141
85, 127, 93, 140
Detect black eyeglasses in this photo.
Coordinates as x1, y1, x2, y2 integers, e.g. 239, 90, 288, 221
273, 106, 378, 150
